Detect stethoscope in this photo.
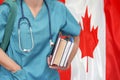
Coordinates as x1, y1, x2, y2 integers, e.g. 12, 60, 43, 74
18, 0, 54, 53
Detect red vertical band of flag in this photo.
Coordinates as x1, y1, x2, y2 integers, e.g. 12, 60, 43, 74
0, 0, 4, 5
104, 0, 120, 80
58, 67, 71, 80
59, 0, 65, 3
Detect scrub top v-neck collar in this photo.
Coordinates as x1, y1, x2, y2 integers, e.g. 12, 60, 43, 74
22, 0, 45, 20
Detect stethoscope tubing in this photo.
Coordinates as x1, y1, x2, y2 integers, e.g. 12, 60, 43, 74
18, 0, 54, 53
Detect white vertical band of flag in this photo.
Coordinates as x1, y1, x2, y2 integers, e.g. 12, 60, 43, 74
64, 0, 106, 80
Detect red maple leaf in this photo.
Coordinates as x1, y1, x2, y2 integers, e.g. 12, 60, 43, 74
79, 7, 98, 72
0, 0, 4, 5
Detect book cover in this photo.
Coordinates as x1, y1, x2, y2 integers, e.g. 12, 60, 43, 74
53, 39, 67, 66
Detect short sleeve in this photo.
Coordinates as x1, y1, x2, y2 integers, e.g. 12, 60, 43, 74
60, 6, 81, 36
0, 4, 10, 43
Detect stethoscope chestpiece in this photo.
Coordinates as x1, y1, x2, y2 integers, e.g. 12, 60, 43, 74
50, 39, 54, 47
22, 49, 31, 53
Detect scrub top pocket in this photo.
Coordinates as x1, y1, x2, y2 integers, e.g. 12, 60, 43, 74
0, 75, 11, 80
0, 66, 13, 80
12, 69, 27, 80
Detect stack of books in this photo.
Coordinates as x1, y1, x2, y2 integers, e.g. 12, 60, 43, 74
50, 36, 74, 67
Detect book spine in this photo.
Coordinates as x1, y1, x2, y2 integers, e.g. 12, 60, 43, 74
50, 37, 61, 65
53, 39, 67, 66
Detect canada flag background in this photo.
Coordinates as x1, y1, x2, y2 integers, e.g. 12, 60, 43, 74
58, 0, 120, 80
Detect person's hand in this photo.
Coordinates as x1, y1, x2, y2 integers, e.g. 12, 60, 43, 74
11, 66, 21, 73
47, 55, 71, 70
0, 48, 21, 73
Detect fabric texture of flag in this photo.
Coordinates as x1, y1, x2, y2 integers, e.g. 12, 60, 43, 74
105, 0, 120, 80
58, 0, 120, 80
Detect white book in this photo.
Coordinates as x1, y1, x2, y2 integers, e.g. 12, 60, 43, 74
63, 42, 74, 67
50, 37, 61, 65
59, 41, 71, 67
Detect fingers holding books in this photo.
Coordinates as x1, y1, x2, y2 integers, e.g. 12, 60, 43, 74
47, 55, 52, 66
47, 55, 70, 70
49, 65, 69, 70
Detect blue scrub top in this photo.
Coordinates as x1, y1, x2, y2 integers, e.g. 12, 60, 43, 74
0, 0, 81, 80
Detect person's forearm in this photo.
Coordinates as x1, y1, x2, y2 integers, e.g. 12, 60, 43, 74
0, 48, 21, 72
68, 36, 80, 64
